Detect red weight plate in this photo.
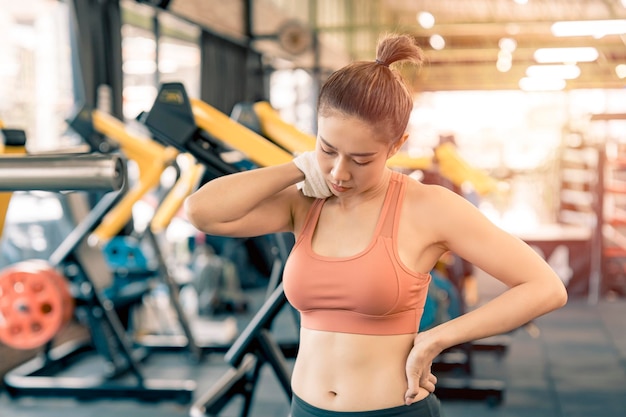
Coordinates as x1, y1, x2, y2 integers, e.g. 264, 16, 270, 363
0, 260, 74, 350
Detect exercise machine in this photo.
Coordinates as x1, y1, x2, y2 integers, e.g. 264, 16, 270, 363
0, 125, 26, 232
0, 126, 28, 239
70, 108, 240, 362
0, 152, 195, 403
189, 282, 294, 417
142, 82, 301, 416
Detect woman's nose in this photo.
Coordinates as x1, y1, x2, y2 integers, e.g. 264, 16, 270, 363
330, 157, 350, 182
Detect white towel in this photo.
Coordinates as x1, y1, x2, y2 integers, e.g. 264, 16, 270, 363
292, 151, 332, 198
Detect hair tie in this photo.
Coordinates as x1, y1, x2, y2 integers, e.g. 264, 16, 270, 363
375, 58, 389, 67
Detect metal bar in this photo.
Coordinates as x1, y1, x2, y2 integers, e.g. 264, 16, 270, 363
0, 154, 126, 192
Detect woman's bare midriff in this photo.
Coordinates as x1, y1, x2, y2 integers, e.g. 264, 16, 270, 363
291, 327, 429, 412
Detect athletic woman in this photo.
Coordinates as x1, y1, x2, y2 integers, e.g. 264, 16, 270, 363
185, 33, 568, 417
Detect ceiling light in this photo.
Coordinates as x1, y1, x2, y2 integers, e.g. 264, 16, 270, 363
496, 50, 512, 72
616, 64, 626, 79
534, 47, 598, 63
498, 50, 512, 61
429, 34, 445, 50
498, 37, 517, 53
505, 23, 521, 35
551, 20, 626, 38
526, 64, 581, 79
519, 77, 566, 91
417, 12, 435, 29
496, 59, 512, 72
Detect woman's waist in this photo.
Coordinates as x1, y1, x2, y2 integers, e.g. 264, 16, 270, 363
291, 361, 430, 412
291, 329, 422, 411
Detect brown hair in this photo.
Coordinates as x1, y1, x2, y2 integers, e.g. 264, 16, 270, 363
317, 33, 424, 144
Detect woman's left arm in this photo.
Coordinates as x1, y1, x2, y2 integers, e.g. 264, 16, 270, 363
426, 187, 568, 347
404, 185, 568, 404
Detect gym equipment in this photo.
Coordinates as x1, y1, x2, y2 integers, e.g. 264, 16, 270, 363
72, 107, 273, 332
434, 142, 498, 196
69, 107, 230, 362
0, 153, 126, 192
68, 107, 179, 245
189, 283, 293, 417
150, 153, 206, 235
76, 107, 269, 362
1, 127, 27, 237
0, 260, 74, 350
136, 95, 294, 363
419, 269, 462, 333
140, 86, 296, 294
103, 236, 151, 273
142, 83, 293, 173
142, 83, 302, 416
2, 132, 195, 404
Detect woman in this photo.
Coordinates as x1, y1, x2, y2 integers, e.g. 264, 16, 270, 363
185, 33, 568, 417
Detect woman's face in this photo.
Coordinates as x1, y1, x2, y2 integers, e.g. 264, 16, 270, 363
316, 114, 400, 196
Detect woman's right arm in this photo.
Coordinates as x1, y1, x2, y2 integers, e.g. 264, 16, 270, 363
184, 161, 305, 238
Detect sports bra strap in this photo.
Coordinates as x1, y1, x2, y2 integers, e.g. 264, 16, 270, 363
379, 171, 405, 238
299, 198, 325, 238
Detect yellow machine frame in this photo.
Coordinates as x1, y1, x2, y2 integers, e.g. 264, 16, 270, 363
0, 121, 28, 237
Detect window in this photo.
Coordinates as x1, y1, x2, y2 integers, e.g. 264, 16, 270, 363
121, 0, 200, 121
0, 0, 74, 151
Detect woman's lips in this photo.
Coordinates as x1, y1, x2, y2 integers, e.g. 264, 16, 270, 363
331, 183, 349, 193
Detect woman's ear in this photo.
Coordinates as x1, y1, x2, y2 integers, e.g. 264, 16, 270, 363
388, 133, 409, 158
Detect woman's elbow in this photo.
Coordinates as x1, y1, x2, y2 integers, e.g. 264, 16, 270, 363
184, 194, 209, 232
548, 277, 569, 310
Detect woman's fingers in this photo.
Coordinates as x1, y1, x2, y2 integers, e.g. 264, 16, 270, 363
420, 372, 437, 393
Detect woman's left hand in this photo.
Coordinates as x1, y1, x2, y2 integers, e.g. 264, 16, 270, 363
404, 331, 441, 405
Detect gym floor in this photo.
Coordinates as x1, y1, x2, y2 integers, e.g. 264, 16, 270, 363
1, 272, 625, 417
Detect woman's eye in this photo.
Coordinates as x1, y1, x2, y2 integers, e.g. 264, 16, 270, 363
354, 160, 371, 166
321, 148, 334, 155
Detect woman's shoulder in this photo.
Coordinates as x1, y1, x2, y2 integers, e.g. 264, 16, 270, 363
289, 187, 320, 233
402, 173, 470, 214
403, 173, 457, 198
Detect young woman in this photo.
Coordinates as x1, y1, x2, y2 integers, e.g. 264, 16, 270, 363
185, 33, 568, 417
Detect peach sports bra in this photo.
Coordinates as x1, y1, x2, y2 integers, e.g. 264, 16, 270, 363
283, 171, 431, 336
